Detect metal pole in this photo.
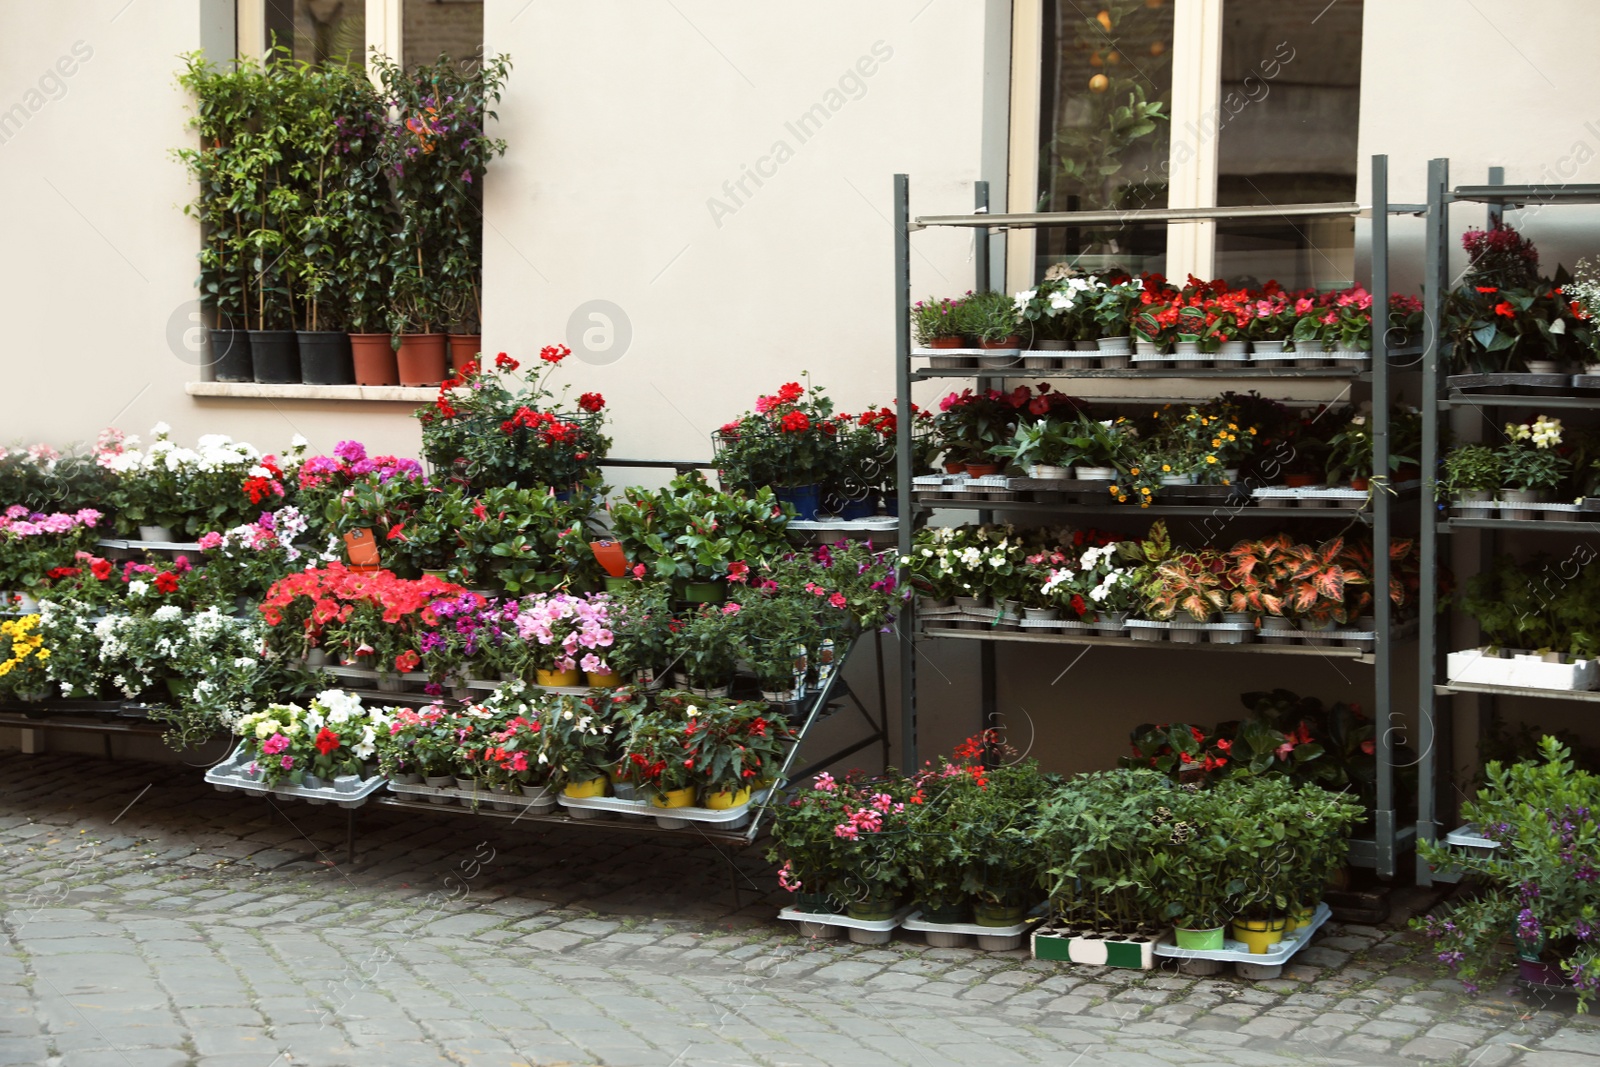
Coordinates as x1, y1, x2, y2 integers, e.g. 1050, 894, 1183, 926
1486, 166, 1505, 228
893, 174, 917, 771
1415, 157, 1449, 885
974, 180, 991, 291
971, 180, 1001, 760
1369, 155, 1395, 879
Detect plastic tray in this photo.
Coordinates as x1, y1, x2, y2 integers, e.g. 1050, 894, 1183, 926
1445, 824, 1499, 854
1153, 902, 1330, 965
788, 517, 899, 531
778, 905, 913, 932
387, 779, 557, 813
556, 792, 755, 828
205, 743, 385, 808
901, 909, 1040, 949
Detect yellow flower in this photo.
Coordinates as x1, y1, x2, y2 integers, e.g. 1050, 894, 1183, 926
1130, 466, 1141, 476
1140, 487, 1152, 495
1248, 428, 1257, 436
1162, 464, 1172, 473
1206, 455, 1218, 464
1211, 439, 1221, 448
1108, 485, 1119, 495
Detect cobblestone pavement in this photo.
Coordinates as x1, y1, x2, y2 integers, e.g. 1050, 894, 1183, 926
3, 752, 1600, 1067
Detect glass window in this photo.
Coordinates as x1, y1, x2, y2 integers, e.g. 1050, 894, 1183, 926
265, 0, 366, 68
404, 0, 485, 70
1213, 0, 1363, 290
1036, 0, 1174, 279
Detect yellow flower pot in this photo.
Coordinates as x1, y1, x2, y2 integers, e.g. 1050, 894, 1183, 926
1285, 903, 1316, 932
703, 787, 751, 810
562, 776, 609, 799
1232, 916, 1289, 955
585, 670, 621, 688
650, 786, 697, 809
536, 667, 583, 688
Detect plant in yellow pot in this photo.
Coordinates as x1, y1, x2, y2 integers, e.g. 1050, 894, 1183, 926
515, 591, 616, 689
681, 697, 790, 810
541, 692, 615, 796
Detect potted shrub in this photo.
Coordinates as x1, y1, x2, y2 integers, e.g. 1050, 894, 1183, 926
680, 698, 787, 809
1440, 443, 1502, 512
1498, 415, 1570, 518
736, 594, 813, 702
668, 602, 746, 695
1143, 787, 1245, 949
768, 774, 855, 917
1092, 277, 1143, 363
966, 290, 1022, 356
604, 582, 675, 687
609, 473, 793, 601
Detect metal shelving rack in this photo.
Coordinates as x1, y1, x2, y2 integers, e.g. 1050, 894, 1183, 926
1415, 162, 1600, 885
893, 155, 1423, 878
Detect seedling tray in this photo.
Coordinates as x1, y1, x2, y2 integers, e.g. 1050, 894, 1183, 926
1153, 902, 1330, 977
205, 743, 385, 808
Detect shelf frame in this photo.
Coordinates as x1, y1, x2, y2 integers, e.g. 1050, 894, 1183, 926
1436, 682, 1600, 705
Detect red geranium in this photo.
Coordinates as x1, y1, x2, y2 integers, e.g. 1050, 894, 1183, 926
154, 571, 180, 595
539, 344, 570, 364
495, 352, 519, 371
578, 392, 605, 412
314, 728, 341, 756
779, 411, 811, 433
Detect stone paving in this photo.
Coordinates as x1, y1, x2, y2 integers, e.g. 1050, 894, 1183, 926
3, 751, 1600, 1066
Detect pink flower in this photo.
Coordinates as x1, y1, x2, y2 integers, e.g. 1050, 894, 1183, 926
833, 824, 859, 840
261, 733, 289, 755
198, 532, 224, 550
829, 593, 847, 609
722, 602, 742, 615
814, 772, 836, 792
280, 755, 294, 770
1275, 741, 1295, 760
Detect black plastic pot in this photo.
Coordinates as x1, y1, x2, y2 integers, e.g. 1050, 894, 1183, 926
297, 331, 354, 385
209, 328, 253, 382
248, 330, 301, 384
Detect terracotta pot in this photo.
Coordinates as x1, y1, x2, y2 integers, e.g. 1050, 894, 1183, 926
979, 336, 1021, 349
943, 461, 966, 474
965, 463, 1000, 477
1350, 477, 1370, 491
448, 334, 481, 373
1283, 473, 1317, 488
928, 336, 964, 349
397, 333, 449, 386
349, 333, 399, 386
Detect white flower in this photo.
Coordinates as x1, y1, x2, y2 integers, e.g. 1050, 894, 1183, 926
1551, 318, 1567, 335
151, 422, 171, 437
127, 580, 149, 597
152, 605, 183, 623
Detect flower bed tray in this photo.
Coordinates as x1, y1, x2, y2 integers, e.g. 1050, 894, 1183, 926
1031, 924, 1164, 969
556, 792, 756, 829
205, 743, 385, 808
1447, 647, 1599, 691
901, 909, 1041, 951
1151, 903, 1330, 980
778, 904, 914, 945
387, 779, 557, 814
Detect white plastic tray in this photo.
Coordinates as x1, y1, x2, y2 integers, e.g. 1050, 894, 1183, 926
788, 517, 899, 531
556, 792, 755, 828
1153, 902, 1330, 964
205, 743, 385, 808
901, 909, 1037, 938
1445, 824, 1498, 853
778, 905, 913, 932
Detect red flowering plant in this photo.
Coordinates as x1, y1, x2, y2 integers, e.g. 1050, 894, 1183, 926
259, 561, 473, 668
460, 709, 549, 792
714, 377, 841, 491
933, 388, 1021, 466
767, 769, 912, 912
619, 686, 784, 800
416, 345, 611, 494
1444, 224, 1592, 372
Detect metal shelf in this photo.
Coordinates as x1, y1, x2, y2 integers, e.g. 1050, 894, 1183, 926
1442, 393, 1600, 410
914, 497, 1373, 522
1439, 517, 1600, 534
921, 626, 1385, 664
372, 795, 758, 845
910, 365, 1368, 381
1451, 184, 1600, 206
1435, 682, 1600, 704
911, 201, 1363, 230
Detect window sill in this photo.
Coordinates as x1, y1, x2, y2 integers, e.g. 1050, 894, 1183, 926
186, 382, 436, 403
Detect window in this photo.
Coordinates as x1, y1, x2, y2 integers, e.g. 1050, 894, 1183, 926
1021, 0, 1362, 288
403, 0, 484, 70
264, 0, 366, 67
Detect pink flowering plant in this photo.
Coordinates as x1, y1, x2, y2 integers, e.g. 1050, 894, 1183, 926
667, 602, 747, 689
0, 506, 103, 593
512, 592, 616, 677
767, 770, 911, 910
419, 593, 521, 687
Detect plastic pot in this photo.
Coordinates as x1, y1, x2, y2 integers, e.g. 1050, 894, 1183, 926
448, 334, 481, 373
209, 328, 253, 382
396, 333, 448, 386
297, 331, 353, 385
349, 333, 399, 385
248, 330, 300, 384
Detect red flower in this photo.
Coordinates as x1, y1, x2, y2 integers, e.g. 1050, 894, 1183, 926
540, 344, 571, 364
395, 650, 420, 673
154, 572, 180, 595
578, 392, 605, 412
1475, 286, 1499, 294
386, 524, 407, 542
496, 352, 520, 371
777, 382, 803, 403
1494, 301, 1516, 318
726, 561, 749, 583
779, 411, 811, 433
314, 728, 341, 756
1215, 737, 1232, 752
435, 397, 457, 418
90, 559, 114, 581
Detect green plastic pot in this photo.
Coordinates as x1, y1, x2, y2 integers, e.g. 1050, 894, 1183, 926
1174, 925, 1226, 951
972, 901, 1027, 927
846, 899, 897, 923
678, 580, 725, 604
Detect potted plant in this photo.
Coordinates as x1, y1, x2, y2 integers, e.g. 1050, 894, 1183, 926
680, 698, 787, 808
609, 473, 793, 601
1142, 787, 1245, 949
1092, 277, 1143, 363
1498, 415, 1570, 518
514, 592, 617, 688
1439, 444, 1502, 512
737, 594, 813, 702
934, 389, 1018, 474
912, 295, 968, 356
714, 378, 839, 518
604, 582, 675, 687
965, 290, 1022, 356
667, 602, 746, 695
1141, 548, 1227, 641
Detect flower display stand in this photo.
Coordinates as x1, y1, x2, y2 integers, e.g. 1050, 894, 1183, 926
205, 743, 385, 808
1151, 903, 1331, 980
387, 779, 557, 814
1030, 924, 1164, 969
557, 792, 758, 830
901, 909, 1039, 951
778, 904, 914, 945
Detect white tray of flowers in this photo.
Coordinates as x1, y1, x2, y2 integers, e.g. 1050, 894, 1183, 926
556, 792, 756, 829
211, 690, 391, 807
206, 743, 386, 808
1153, 903, 1331, 967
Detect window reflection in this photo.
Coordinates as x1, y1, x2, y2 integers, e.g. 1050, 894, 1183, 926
404, 0, 485, 70
265, 0, 365, 68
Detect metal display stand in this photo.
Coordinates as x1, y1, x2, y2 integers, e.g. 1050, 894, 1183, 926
1414, 163, 1600, 885
892, 156, 1423, 878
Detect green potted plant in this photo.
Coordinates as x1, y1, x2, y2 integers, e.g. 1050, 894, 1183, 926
1439, 443, 1502, 511
713, 378, 839, 518
1141, 548, 1226, 639
912, 295, 968, 355
609, 473, 793, 601
1142, 786, 1246, 949
965, 290, 1022, 356
934, 389, 1018, 474
1092, 278, 1143, 364
736, 594, 813, 702
668, 602, 746, 695
1497, 415, 1570, 517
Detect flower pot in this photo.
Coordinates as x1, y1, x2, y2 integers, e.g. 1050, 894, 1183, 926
836, 494, 880, 520
448, 334, 481, 373
845, 899, 898, 923
301, 773, 325, 790
209, 327, 254, 382
1029, 464, 1072, 480
535, 667, 582, 688
563, 776, 609, 799
1022, 607, 1060, 621
1297, 618, 1340, 645
248, 329, 300, 384
349, 333, 399, 385
1253, 339, 1288, 357
920, 900, 971, 925
375, 672, 406, 693
396, 333, 449, 386
584, 670, 621, 688
1525, 360, 1561, 374
304, 648, 328, 668
1097, 335, 1133, 357
422, 774, 454, 802
1169, 622, 1204, 644
1260, 615, 1296, 645
1516, 956, 1569, 986
678, 580, 725, 604
1022, 353, 1057, 370
703, 786, 751, 810
1285, 903, 1316, 932
964, 463, 1000, 478
774, 484, 823, 520
333, 774, 364, 793
1160, 473, 1195, 486
1074, 466, 1118, 481
1215, 339, 1249, 359
650, 786, 697, 809
137, 525, 176, 543
1454, 491, 1496, 512
688, 684, 732, 699
972, 902, 1027, 927
392, 772, 423, 785
1231, 916, 1288, 955
1174, 926, 1227, 951
942, 460, 966, 474
1499, 487, 1545, 521
1094, 611, 1129, 635
603, 575, 633, 593
1098, 352, 1132, 369
1133, 339, 1162, 360
1283, 473, 1316, 488
1294, 341, 1327, 368
297, 331, 354, 385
